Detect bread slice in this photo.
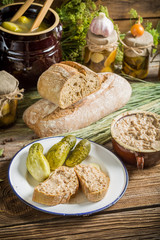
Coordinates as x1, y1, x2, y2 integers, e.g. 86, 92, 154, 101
32, 166, 79, 206
37, 62, 101, 109
74, 164, 110, 202
61, 61, 105, 83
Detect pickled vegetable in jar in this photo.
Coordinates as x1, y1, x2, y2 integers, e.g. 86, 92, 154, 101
0, 71, 23, 127
84, 29, 118, 73
122, 31, 153, 79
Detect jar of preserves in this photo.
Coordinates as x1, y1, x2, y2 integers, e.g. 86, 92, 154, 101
84, 29, 118, 73
0, 71, 23, 128
83, 13, 118, 73
122, 31, 153, 79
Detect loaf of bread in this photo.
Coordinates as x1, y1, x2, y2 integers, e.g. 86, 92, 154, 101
74, 164, 110, 202
23, 73, 132, 138
32, 166, 79, 206
37, 62, 102, 109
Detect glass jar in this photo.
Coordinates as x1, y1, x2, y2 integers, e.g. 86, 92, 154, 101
0, 71, 23, 128
122, 31, 153, 79
0, 99, 17, 127
84, 29, 118, 73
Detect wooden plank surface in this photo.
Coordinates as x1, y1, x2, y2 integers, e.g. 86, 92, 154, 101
101, 0, 160, 19
0, 207, 160, 239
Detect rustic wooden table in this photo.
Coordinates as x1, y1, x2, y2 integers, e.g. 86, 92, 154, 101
0, 68, 160, 239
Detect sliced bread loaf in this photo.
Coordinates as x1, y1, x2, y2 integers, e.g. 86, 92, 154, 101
32, 166, 79, 206
37, 62, 101, 109
23, 73, 132, 138
74, 164, 110, 202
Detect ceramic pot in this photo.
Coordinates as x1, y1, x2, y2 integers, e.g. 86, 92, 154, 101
111, 111, 160, 169
0, 2, 62, 88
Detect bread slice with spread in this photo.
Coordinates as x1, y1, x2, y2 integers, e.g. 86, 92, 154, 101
32, 166, 79, 206
74, 164, 110, 202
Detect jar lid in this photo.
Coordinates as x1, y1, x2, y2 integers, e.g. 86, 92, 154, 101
0, 71, 18, 95
124, 31, 153, 47
87, 29, 118, 45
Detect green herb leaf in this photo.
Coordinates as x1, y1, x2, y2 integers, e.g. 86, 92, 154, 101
129, 9, 143, 24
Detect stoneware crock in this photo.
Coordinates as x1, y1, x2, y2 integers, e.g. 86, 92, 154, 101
111, 110, 160, 169
0, 2, 62, 88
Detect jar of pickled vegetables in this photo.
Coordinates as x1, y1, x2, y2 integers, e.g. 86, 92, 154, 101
0, 71, 23, 128
83, 13, 118, 73
122, 31, 153, 79
84, 29, 118, 73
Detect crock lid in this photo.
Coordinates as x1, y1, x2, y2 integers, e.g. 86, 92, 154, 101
0, 71, 18, 95
124, 31, 153, 47
87, 29, 118, 45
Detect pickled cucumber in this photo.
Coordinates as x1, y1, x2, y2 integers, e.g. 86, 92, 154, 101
26, 143, 50, 182
61, 135, 76, 149
46, 135, 76, 170
18, 16, 30, 24
2, 22, 22, 32
65, 139, 91, 167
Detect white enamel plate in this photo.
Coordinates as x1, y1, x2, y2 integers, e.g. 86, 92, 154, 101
8, 137, 128, 216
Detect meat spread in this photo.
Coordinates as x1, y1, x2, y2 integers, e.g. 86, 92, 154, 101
113, 112, 160, 151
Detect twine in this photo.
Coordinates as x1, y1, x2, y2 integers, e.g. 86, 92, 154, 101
0, 83, 24, 117
151, 45, 160, 62
118, 34, 154, 56
86, 35, 118, 53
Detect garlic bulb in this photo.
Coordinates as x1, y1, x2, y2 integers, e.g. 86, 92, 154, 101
90, 12, 114, 38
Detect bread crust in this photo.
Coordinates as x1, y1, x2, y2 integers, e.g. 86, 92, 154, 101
23, 72, 132, 138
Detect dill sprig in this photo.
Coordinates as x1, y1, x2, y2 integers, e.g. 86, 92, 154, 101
57, 0, 110, 62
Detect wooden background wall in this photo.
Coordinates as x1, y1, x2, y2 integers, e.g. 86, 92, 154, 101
1, 0, 160, 32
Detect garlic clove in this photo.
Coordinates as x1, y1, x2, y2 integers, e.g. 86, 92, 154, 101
91, 52, 104, 63
90, 12, 114, 38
